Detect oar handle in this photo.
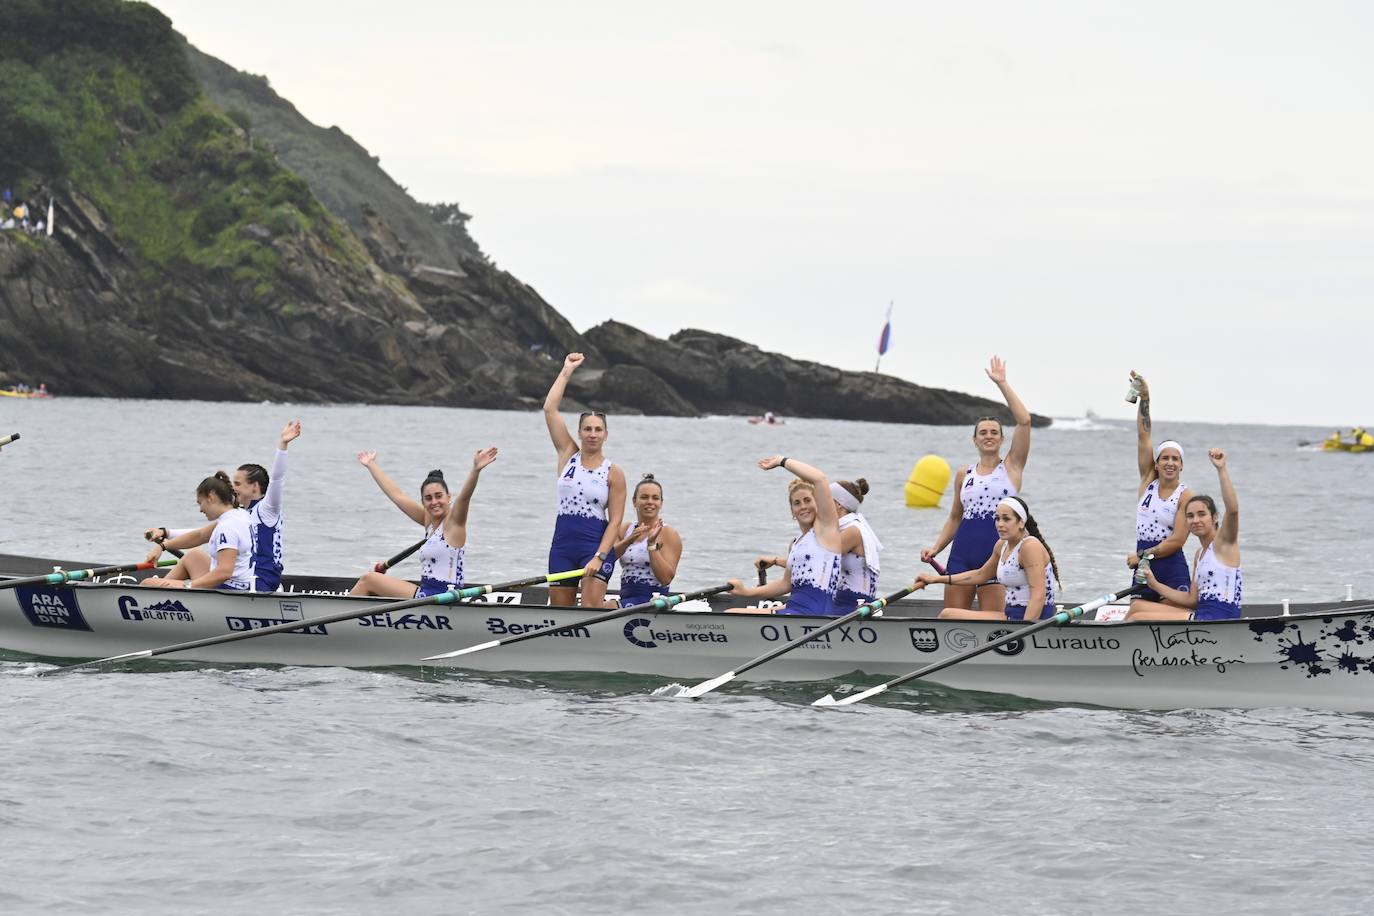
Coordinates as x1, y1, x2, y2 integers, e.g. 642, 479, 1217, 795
376, 536, 428, 573
1, 560, 162, 591
144, 530, 185, 559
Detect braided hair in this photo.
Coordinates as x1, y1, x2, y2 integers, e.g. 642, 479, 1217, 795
1006, 495, 1061, 586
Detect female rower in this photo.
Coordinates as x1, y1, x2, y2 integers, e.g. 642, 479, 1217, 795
914, 495, 1059, 621
145, 420, 301, 591
831, 478, 883, 615
600, 474, 683, 608
922, 357, 1031, 612
349, 447, 497, 598
544, 352, 626, 607
142, 473, 254, 591
726, 456, 843, 616
1125, 372, 1193, 602
1127, 448, 1241, 621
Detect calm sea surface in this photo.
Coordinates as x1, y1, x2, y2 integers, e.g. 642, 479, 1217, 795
2, 398, 1371, 913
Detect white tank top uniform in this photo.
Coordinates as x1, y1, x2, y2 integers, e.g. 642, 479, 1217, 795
550, 452, 613, 577
1134, 478, 1190, 594
949, 461, 1016, 573
417, 526, 465, 599
784, 529, 842, 617
612, 521, 669, 607
997, 537, 1056, 621
832, 511, 882, 614
1192, 543, 1242, 621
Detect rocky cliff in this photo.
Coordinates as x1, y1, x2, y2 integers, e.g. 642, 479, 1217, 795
0, 0, 1046, 427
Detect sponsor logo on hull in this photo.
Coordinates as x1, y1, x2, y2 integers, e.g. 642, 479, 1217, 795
485, 617, 590, 638
909, 627, 939, 652
119, 596, 194, 623
624, 618, 729, 648
987, 628, 1024, 657
16, 587, 91, 631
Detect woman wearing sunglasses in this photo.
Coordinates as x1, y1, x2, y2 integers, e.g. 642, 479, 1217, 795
543, 352, 626, 607
921, 356, 1032, 613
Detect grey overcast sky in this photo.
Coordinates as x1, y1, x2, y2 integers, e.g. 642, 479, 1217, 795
154, 0, 1373, 425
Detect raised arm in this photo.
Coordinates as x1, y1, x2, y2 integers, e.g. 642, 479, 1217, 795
543, 353, 582, 464
1211, 449, 1239, 547
760, 455, 840, 553
1133, 371, 1155, 484
988, 357, 1032, 482
260, 419, 301, 524
357, 450, 426, 525
444, 447, 497, 547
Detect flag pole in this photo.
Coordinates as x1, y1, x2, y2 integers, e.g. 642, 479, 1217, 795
875, 300, 893, 373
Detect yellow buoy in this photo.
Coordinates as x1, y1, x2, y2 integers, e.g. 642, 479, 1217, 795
905, 454, 952, 508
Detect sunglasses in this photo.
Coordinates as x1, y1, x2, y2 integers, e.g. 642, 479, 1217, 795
579, 411, 607, 421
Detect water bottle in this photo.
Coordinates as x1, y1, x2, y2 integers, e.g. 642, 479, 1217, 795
1125, 372, 1144, 404
1134, 553, 1153, 586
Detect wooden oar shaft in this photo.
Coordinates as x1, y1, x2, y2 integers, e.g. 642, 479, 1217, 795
37, 569, 585, 677
820, 584, 1146, 706
423, 584, 735, 661
376, 536, 428, 573
1, 560, 160, 591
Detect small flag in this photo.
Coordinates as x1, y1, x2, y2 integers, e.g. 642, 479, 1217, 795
876, 301, 893, 356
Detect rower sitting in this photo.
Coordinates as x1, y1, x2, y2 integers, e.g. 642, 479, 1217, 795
1127, 448, 1241, 621
142, 473, 255, 591
914, 496, 1060, 621
601, 474, 682, 608
727, 455, 843, 616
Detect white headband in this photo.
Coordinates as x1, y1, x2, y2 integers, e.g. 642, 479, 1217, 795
830, 482, 860, 513
1153, 440, 1184, 462
998, 497, 1026, 521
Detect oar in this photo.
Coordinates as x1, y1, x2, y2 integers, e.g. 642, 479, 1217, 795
375, 536, 427, 573
37, 568, 587, 677
812, 583, 1147, 707
421, 584, 735, 661
666, 583, 918, 699
1, 559, 175, 591
143, 530, 185, 560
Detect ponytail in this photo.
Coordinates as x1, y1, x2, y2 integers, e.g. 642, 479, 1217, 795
1012, 496, 1061, 586
196, 471, 235, 506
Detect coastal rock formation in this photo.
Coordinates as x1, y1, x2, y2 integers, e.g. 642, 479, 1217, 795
0, 0, 1048, 428
584, 321, 1052, 426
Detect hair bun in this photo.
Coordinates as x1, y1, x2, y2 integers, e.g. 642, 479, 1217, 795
855, 477, 870, 496
214, 470, 230, 483
641, 473, 655, 481
426, 469, 444, 480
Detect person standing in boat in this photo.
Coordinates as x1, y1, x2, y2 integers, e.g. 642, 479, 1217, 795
1127, 448, 1242, 621
913, 495, 1059, 621
921, 356, 1032, 612
830, 477, 883, 615
142, 473, 255, 591
600, 474, 683, 608
544, 352, 626, 608
349, 447, 498, 598
1125, 372, 1193, 602
145, 419, 301, 591
726, 456, 843, 616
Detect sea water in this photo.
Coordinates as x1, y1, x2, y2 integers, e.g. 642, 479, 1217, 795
1, 399, 1370, 913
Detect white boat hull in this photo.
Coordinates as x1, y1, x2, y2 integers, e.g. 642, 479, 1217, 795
3, 576, 1373, 712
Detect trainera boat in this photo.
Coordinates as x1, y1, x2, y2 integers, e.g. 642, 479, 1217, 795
2, 554, 1371, 712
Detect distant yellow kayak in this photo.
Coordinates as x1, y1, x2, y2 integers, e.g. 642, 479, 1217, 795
0, 390, 52, 399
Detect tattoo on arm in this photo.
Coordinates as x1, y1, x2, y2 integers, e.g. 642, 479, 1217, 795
1139, 399, 1151, 432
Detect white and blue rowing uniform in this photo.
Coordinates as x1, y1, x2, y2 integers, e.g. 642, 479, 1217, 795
998, 537, 1056, 621
831, 513, 880, 615
1192, 543, 1242, 621
783, 529, 842, 617
415, 526, 464, 599
605, 522, 669, 607
949, 461, 1015, 574
1133, 478, 1190, 599
243, 449, 287, 592
208, 507, 255, 592
549, 452, 613, 580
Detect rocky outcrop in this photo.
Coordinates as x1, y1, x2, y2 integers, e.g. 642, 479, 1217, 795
584, 321, 1052, 426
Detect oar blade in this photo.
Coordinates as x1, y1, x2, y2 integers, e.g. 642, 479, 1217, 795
673, 671, 737, 699
422, 640, 500, 662
811, 693, 839, 707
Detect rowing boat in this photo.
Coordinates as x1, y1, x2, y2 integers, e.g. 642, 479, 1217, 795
2, 554, 1370, 712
